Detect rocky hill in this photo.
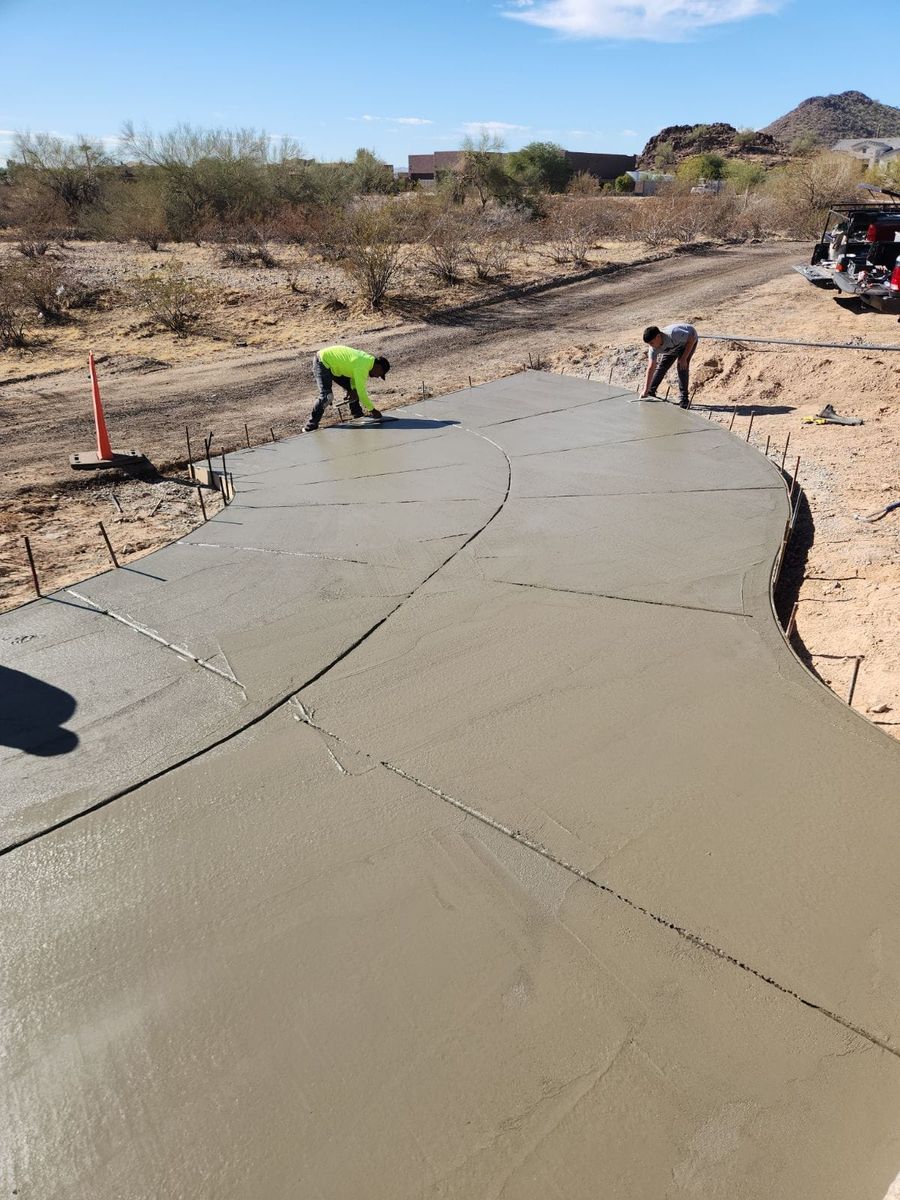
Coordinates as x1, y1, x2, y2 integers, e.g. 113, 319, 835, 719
762, 91, 900, 146
638, 123, 785, 170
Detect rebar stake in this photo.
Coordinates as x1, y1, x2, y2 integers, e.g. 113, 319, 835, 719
197, 486, 207, 521
204, 431, 214, 479
24, 536, 41, 597
847, 657, 862, 707
421, 381, 426, 399
528, 352, 534, 368
221, 451, 229, 503
789, 455, 801, 500
98, 521, 119, 568
780, 431, 791, 473
111, 491, 123, 515
728, 408, 737, 431
746, 413, 754, 442
786, 602, 798, 639
186, 426, 194, 480
469, 376, 472, 388
244, 423, 251, 449
270, 427, 276, 443
608, 365, 614, 384
764, 434, 771, 457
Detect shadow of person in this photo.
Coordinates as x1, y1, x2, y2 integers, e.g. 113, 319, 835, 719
0, 666, 79, 756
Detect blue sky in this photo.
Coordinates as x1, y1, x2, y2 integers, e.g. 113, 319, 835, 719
1, 0, 897, 168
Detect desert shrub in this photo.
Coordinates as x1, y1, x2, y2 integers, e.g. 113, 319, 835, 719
543, 199, 604, 266
9, 134, 111, 228
654, 141, 676, 170
423, 213, 471, 284
567, 171, 601, 196
130, 260, 209, 335
456, 133, 521, 208
676, 153, 726, 185
464, 205, 530, 280
508, 142, 573, 194
219, 226, 279, 268
0, 269, 29, 349
343, 205, 408, 309
17, 240, 50, 258
0, 302, 28, 349
723, 159, 766, 193
765, 151, 866, 237
734, 128, 757, 150
865, 155, 900, 193
18, 260, 70, 322
614, 173, 635, 194
99, 173, 169, 249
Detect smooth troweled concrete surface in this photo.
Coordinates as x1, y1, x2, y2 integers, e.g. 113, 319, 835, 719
3, 372, 900, 1199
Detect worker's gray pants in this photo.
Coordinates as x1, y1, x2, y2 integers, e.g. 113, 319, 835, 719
308, 356, 362, 425
649, 349, 689, 405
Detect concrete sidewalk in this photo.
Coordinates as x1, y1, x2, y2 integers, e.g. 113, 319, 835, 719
3, 373, 900, 1199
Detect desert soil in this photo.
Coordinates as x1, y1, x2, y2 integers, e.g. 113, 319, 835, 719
1, 238, 897, 735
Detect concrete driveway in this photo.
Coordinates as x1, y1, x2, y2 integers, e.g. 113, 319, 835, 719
3, 374, 900, 1199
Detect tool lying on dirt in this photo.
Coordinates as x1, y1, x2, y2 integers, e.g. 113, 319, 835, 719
802, 404, 864, 427
855, 500, 900, 523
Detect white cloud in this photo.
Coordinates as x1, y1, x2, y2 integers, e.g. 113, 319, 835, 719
621, 128, 638, 135
355, 114, 433, 125
503, 0, 781, 40
462, 121, 529, 136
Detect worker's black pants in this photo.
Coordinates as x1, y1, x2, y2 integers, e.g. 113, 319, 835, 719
308, 356, 363, 425
649, 349, 690, 405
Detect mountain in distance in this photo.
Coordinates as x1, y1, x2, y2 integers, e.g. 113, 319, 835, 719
762, 90, 900, 146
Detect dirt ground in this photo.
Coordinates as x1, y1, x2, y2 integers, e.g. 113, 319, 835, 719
2, 238, 897, 736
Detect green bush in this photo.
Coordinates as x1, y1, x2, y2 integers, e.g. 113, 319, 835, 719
508, 142, 573, 194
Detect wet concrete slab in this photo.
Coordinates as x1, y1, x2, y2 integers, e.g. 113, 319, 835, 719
4, 710, 900, 1200
4, 373, 900, 1198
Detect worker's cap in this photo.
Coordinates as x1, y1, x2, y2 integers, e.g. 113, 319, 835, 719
374, 356, 391, 374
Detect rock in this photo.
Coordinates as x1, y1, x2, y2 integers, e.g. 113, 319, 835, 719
868, 703, 891, 714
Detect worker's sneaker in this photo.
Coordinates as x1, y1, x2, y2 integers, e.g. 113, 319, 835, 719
679, 399, 690, 409
303, 420, 319, 433
367, 408, 384, 422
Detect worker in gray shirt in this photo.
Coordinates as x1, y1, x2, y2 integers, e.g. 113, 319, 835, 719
640, 322, 698, 408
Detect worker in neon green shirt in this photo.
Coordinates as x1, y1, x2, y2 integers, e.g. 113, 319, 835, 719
304, 345, 391, 431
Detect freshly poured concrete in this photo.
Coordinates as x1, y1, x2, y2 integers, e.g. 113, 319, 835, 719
3, 373, 900, 1199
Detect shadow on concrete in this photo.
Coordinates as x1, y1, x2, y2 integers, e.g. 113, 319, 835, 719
0, 666, 79, 756
335, 418, 460, 431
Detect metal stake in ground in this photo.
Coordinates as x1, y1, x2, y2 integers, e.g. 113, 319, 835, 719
98, 521, 119, 568
729, 408, 738, 432
23, 537, 41, 598
185, 426, 195, 480
764, 434, 771, 457
270, 427, 277, 443
746, 413, 755, 443
780, 431, 791, 473
196, 486, 208, 521
244, 423, 251, 449
847, 657, 863, 707
204, 432, 214, 479
789, 455, 801, 500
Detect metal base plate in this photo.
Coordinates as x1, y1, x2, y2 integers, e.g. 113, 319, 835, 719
69, 450, 147, 471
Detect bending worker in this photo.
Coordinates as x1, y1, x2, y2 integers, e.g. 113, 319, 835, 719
640, 322, 698, 408
304, 345, 391, 432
